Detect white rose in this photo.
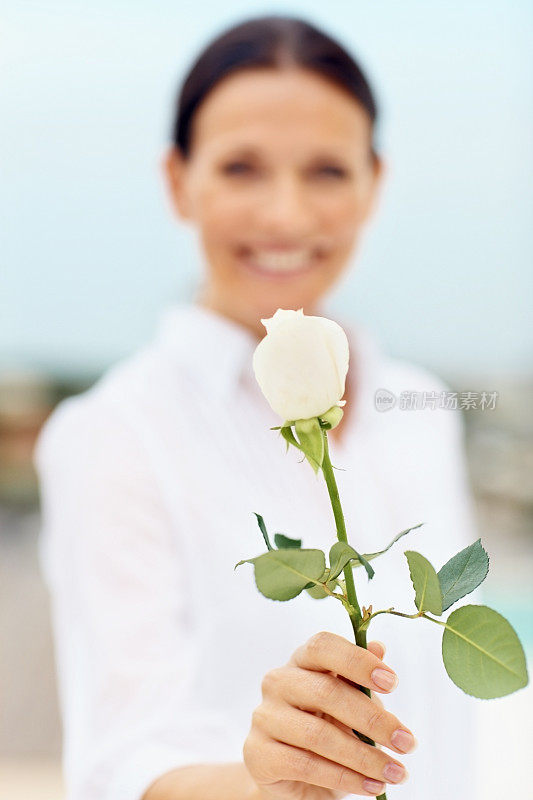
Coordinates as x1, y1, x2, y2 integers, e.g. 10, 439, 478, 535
252, 308, 349, 422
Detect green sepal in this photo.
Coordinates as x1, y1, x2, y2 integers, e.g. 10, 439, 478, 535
442, 604, 529, 698
234, 548, 327, 601
318, 405, 344, 430
274, 532, 302, 549
294, 417, 324, 473
438, 538, 489, 611
280, 424, 303, 455
405, 550, 443, 615
253, 512, 273, 551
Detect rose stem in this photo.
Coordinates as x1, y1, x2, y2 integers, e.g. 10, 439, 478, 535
321, 429, 387, 800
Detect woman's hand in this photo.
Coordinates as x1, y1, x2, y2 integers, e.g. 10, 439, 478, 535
243, 631, 417, 800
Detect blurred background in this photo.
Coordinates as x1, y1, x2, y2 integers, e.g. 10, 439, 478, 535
1, 1, 532, 798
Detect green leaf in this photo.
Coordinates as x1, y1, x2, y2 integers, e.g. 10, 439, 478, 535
235, 548, 327, 601
253, 513, 273, 551
405, 550, 443, 615
329, 541, 375, 581
442, 604, 529, 698
362, 523, 424, 563
274, 532, 302, 549
329, 542, 358, 580
438, 538, 489, 611
294, 417, 324, 473
355, 551, 375, 580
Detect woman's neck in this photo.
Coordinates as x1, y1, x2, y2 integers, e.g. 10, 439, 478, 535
194, 292, 326, 343
193, 290, 264, 342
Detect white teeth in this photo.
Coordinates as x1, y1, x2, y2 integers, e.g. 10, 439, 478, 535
247, 249, 314, 272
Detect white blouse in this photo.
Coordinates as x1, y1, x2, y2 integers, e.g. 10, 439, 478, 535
34, 301, 481, 800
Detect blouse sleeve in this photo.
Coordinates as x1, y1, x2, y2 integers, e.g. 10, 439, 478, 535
34, 395, 230, 800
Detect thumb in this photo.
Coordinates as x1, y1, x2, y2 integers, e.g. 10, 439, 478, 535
366, 639, 386, 660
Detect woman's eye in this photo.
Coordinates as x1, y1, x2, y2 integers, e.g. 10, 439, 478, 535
220, 162, 350, 181
314, 165, 349, 178
222, 161, 254, 175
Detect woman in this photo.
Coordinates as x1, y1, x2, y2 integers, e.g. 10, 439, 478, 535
34, 14, 480, 800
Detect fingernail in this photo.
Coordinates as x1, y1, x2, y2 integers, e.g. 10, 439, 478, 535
390, 728, 418, 753
383, 762, 408, 784
371, 667, 398, 692
363, 778, 386, 795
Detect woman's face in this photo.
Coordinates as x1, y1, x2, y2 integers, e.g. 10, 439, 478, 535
164, 66, 383, 335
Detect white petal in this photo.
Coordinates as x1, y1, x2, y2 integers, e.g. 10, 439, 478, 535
260, 307, 304, 335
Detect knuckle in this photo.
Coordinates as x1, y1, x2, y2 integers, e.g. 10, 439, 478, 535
333, 765, 353, 791
251, 705, 269, 731
366, 706, 387, 735
345, 643, 365, 675
243, 730, 263, 772
314, 673, 340, 705
243, 733, 278, 784
242, 733, 256, 766
356, 745, 373, 776
306, 630, 333, 659
302, 714, 328, 749
261, 667, 285, 697
290, 748, 315, 779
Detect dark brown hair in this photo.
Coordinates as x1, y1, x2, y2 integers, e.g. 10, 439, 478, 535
171, 14, 378, 159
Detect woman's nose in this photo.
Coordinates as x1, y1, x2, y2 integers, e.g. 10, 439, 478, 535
258, 174, 314, 237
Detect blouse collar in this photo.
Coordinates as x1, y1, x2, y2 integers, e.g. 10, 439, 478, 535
155, 301, 259, 402
154, 301, 383, 425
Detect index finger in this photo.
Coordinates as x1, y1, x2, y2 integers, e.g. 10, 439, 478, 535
288, 630, 399, 694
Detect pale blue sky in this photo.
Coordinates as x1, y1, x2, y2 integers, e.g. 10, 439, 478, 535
1, 0, 532, 379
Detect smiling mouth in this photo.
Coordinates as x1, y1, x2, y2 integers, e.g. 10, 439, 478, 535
237, 246, 323, 278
